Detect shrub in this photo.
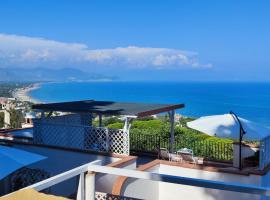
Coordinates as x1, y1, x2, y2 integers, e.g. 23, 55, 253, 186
179, 117, 196, 127
103, 117, 122, 126
132, 119, 164, 129
107, 122, 124, 129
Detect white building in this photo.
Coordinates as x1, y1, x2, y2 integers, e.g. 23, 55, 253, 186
21, 112, 37, 128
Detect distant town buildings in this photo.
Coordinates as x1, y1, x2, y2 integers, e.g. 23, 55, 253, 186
0, 97, 33, 129
21, 112, 36, 128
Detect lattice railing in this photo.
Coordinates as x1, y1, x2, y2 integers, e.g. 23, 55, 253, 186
33, 121, 129, 155
109, 129, 129, 155
95, 192, 141, 200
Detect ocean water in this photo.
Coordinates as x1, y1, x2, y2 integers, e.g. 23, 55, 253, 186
30, 81, 270, 126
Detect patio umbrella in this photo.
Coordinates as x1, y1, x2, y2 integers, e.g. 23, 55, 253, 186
0, 145, 46, 180
187, 113, 270, 141
186, 112, 270, 169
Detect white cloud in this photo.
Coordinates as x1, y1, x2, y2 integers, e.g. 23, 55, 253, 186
0, 33, 212, 69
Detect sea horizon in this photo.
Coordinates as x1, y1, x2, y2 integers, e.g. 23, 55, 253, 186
29, 81, 270, 127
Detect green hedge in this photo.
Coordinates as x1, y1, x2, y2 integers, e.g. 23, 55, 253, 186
107, 119, 232, 144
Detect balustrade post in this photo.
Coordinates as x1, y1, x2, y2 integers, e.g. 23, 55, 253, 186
106, 128, 109, 152
85, 172, 95, 200
77, 173, 85, 200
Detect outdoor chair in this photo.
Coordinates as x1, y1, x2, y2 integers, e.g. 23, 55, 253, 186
159, 148, 182, 162
159, 148, 170, 160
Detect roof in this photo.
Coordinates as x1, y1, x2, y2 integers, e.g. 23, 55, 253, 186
25, 112, 37, 119
32, 100, 184, 118
0, 188, 70, 200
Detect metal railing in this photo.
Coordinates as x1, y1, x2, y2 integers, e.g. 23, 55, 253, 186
130, 133, 233, 161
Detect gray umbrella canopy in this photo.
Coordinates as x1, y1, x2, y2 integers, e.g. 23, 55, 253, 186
187, 114, 270, 141
0, 145, 46, 180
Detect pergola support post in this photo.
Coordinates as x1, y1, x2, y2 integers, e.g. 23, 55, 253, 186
41, 111, 45, 120
123, 116, 135, 155
169, 110, 175, 153
98, 114, 102, 127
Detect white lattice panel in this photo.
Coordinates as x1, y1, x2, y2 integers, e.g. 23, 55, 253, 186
84, 127, 108, 152
37, 113, 92, 126
33, 122, 85, 149
33, 121, 129, 155
95, 192, 106, 200
109, 129, 129, 155
95, 192, 141, 200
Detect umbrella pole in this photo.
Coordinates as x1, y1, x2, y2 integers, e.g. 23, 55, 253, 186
239, 129, 243, 170
230, 111, 245, 170
169, 110, 175, 153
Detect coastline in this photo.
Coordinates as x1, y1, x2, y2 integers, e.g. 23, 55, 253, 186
12, 83, 42, 103
9, 81, 270, 126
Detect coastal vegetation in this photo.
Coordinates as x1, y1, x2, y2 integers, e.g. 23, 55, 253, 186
0, 112, 4, 128
0, 109, 25, 129
104, 117, 232, 143
9, 109, 24, 128
0, 82, 30, 97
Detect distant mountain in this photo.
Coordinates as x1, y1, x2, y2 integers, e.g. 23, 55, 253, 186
0, 67, 117, 81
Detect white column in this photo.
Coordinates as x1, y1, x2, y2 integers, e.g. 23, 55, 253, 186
4, 110, 10, 128
3, 103, 10, 128
85, 172, 95, 200
123, 117, 133, 155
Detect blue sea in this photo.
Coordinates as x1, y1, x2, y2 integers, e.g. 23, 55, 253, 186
30, 81, 270, 126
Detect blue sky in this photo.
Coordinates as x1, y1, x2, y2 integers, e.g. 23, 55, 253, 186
0, 0, 270, 81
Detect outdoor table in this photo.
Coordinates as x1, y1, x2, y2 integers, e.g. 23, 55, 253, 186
177, 148, 193, 155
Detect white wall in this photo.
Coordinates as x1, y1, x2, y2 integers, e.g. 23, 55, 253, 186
95, 158, 137, 193
158, 164, 262, 200
233, 144, 259, 168
120, 165, 160, 200
118, 164, 267, 200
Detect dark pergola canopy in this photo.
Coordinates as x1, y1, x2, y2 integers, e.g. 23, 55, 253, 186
32, 100, 184, 118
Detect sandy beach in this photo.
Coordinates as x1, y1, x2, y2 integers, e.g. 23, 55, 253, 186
12, 83, 41, 103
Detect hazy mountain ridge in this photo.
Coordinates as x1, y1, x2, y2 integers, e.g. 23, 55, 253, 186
0, 67, 117, 81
